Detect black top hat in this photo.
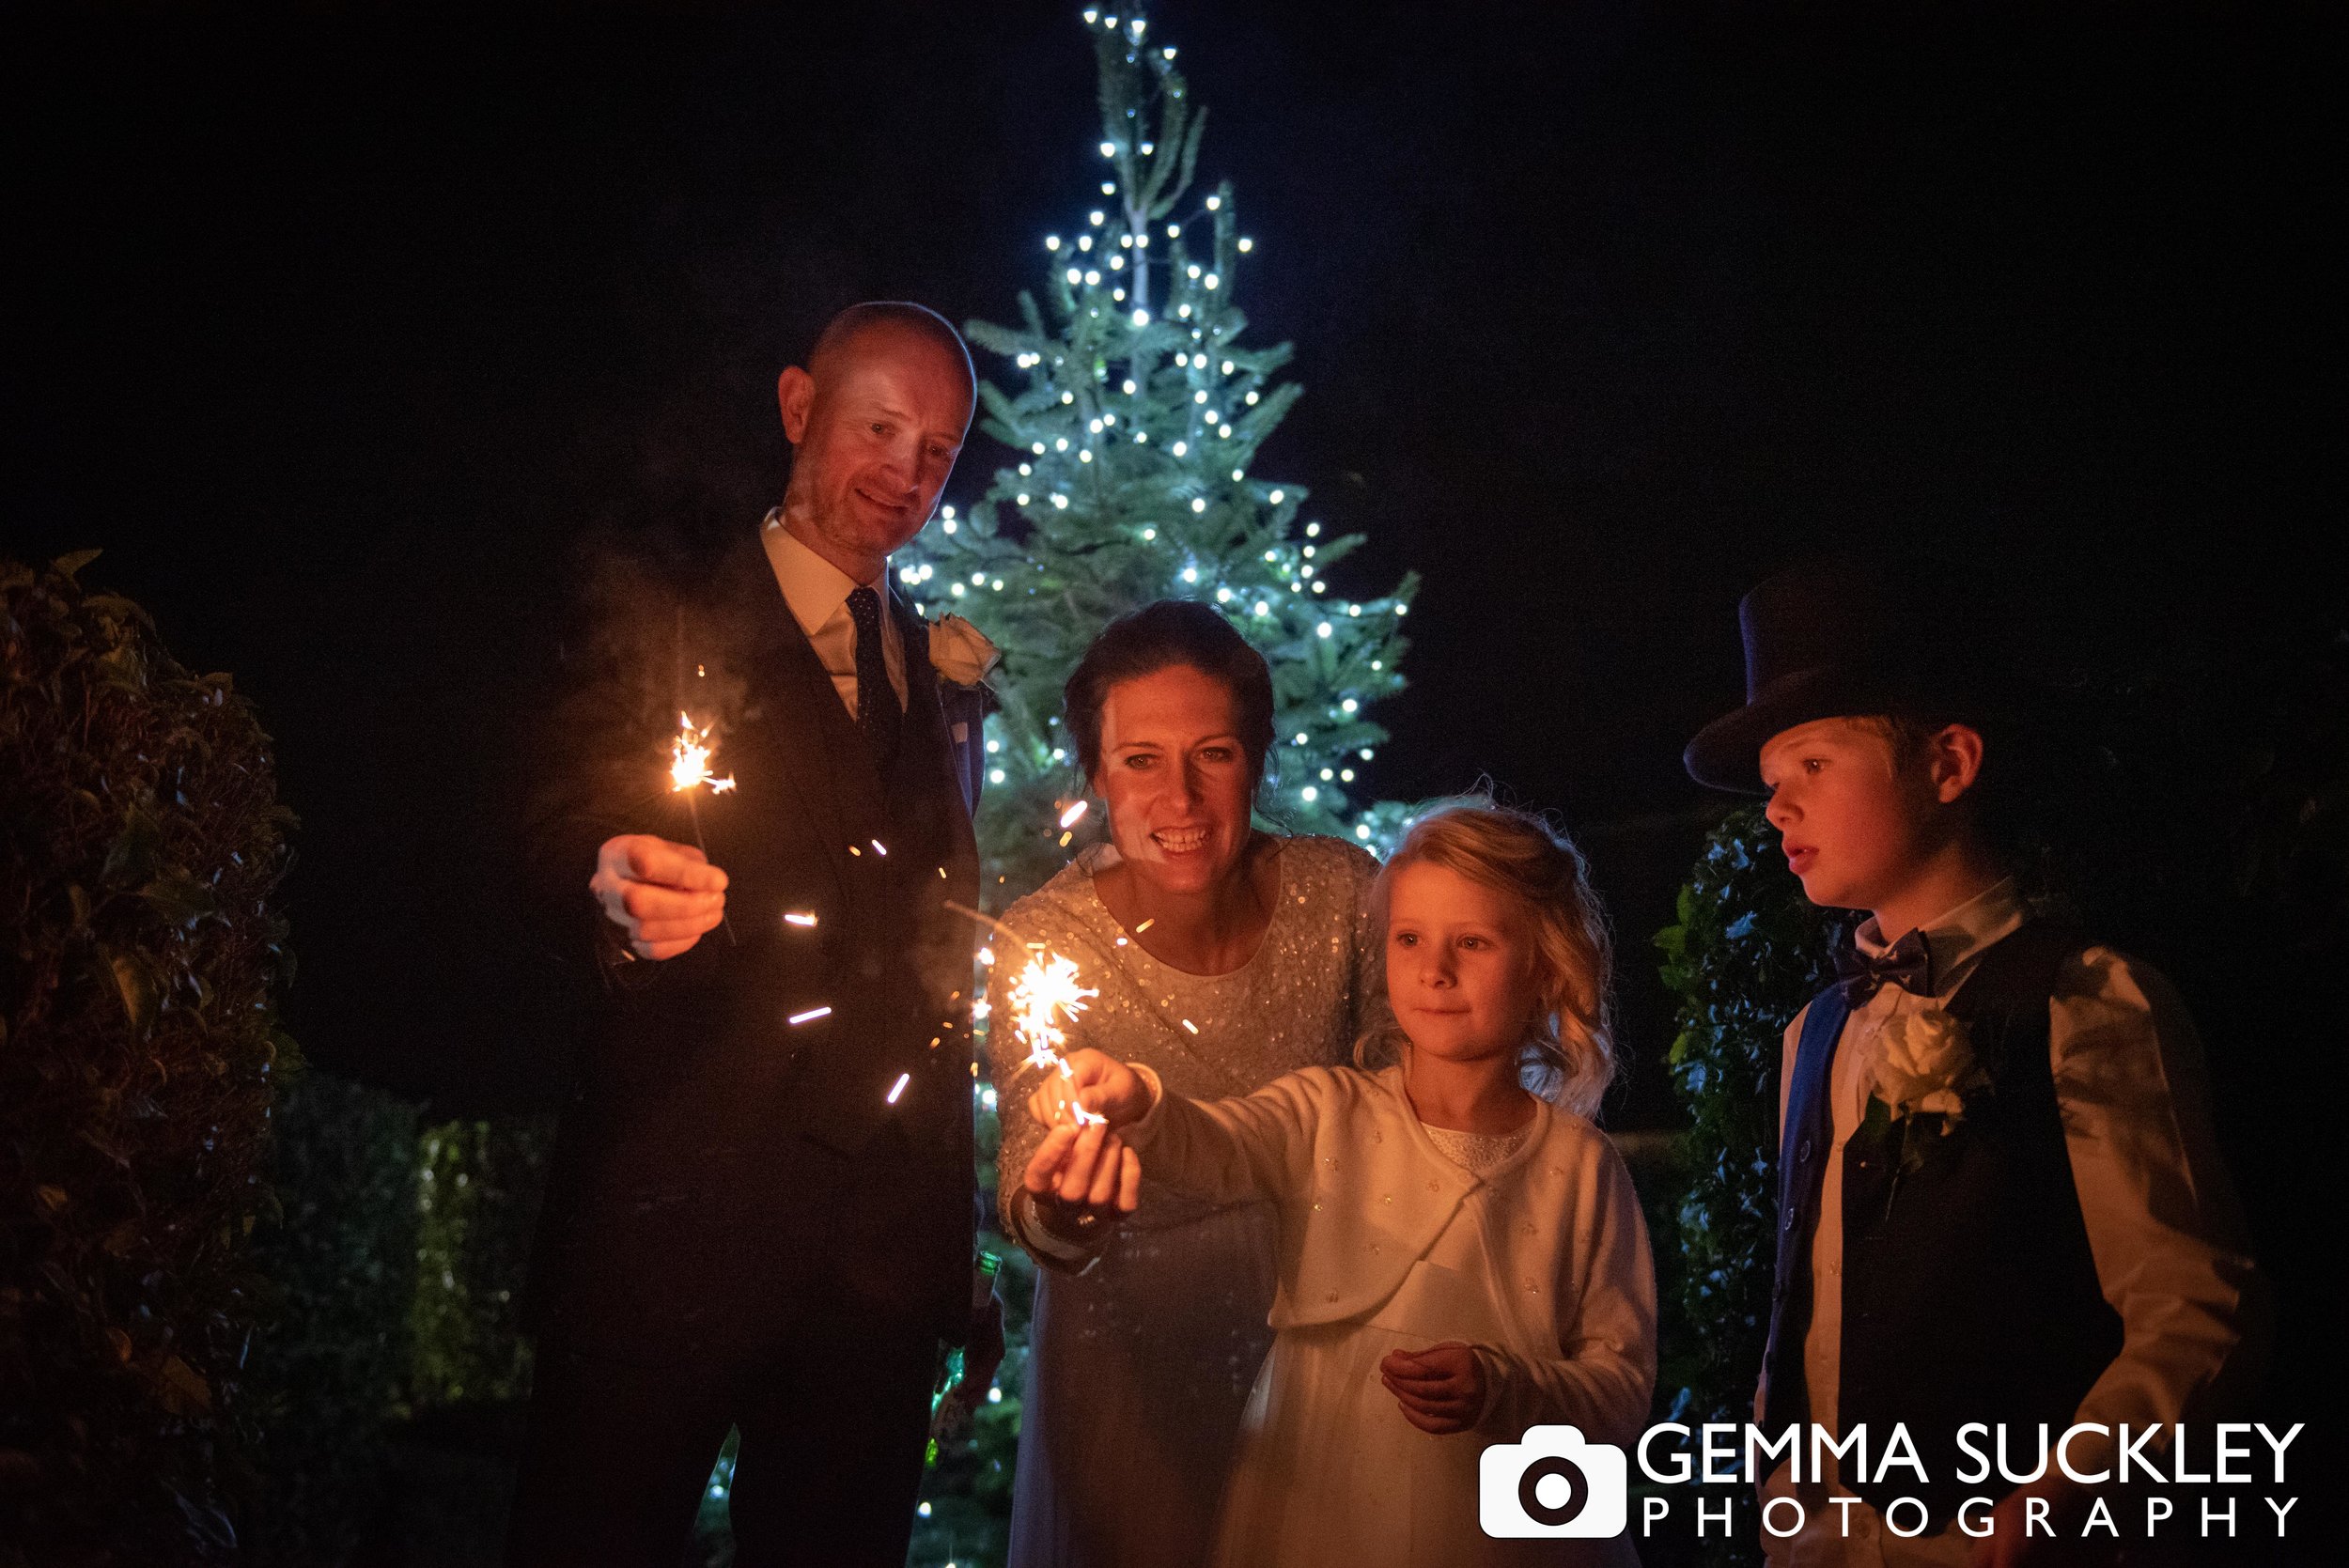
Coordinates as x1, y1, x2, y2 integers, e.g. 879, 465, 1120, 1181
1684, 555, 1994, 792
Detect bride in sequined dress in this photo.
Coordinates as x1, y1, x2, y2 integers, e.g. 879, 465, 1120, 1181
987, 603, 1380, 1568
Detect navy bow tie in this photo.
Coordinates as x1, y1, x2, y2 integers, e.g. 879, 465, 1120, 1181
1834, 929, 1934, 1004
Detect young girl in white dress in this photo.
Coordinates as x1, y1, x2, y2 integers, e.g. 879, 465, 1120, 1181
1027, 800, 1657, 1567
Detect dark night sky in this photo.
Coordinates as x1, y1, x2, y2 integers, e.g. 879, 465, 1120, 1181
7, 2, 2339, 1122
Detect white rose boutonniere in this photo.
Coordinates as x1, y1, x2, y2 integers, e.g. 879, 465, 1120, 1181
928, 613, 1000, 688
1870, 1003, 1990, 1128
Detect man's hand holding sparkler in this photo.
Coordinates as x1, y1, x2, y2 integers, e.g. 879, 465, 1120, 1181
1021, 1048, 1147, 1226
591, 834, 730, 959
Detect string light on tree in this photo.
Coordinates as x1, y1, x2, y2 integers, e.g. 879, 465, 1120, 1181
897, 2, 1420, 900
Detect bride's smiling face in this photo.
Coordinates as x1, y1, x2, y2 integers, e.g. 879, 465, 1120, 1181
1093, 663, 1257, 897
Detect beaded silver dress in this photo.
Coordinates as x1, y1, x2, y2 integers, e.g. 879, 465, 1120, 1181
989, 835, 1380, 1568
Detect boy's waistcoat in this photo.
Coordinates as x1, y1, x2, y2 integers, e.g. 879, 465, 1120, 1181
1763, 921, 2122, 1529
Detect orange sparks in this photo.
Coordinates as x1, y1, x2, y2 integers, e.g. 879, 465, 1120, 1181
886, 1072, 910, 1105
784, 911, 818, 928
668, 712, 735, 795
1007, 951, 1105, 1126
1058, 800, 1090, 830
788, 1006, 832, 1026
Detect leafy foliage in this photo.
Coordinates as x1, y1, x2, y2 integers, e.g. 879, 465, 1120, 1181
244, 1073, 420, 1566
1, 551, 295, 1562
408, 1117, 552, 1409
1653, 806, 1838, 1429
898, 7, 1418, 899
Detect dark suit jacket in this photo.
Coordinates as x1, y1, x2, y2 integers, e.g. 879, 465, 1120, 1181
522, 530, 983, 1364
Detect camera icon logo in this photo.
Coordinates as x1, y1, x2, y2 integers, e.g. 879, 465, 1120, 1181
1478, 1424, 1628, 1538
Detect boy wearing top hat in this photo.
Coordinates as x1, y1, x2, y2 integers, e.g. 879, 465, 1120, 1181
1685, 559, 2263, 1565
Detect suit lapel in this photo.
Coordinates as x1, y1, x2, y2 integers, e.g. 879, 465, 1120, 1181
716, 536, 882, 907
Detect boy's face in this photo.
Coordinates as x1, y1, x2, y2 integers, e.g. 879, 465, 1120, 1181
1385, 861, 1541, 1067
1759, 717, 1946, 913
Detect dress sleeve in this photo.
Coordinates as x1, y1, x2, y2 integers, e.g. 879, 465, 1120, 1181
1125, 1064, 1325, 1212
2048, 947, 2266, 1469
1473, 1133, 1658, 1450
1343, 842, 1386, 1057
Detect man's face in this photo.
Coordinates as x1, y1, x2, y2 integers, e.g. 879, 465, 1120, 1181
778, 327, 972, 575
1759, 717, 1941, 913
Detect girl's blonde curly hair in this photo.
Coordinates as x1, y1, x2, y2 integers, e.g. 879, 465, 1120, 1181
1354, 799, 1617, 1117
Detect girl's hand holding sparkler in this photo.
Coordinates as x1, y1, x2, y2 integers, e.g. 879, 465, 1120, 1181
1021, 1049, 1148, 1225
1028, 1047, 1152, 1128
591, 833, 730, 959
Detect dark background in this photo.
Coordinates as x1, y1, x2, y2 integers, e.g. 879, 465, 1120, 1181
7, 0, 2338, 1129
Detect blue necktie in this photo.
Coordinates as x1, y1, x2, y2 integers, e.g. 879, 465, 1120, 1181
847, 586, 901, 772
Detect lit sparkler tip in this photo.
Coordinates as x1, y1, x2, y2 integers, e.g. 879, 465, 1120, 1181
886, 1071, 910, 1105
784, 910, 818, 927
1058, 800, 1090, 830
709, 775, 737, 794
787, 1005, 833, 1026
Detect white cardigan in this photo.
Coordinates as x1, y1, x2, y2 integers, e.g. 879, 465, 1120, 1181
1127, 1062, 1657, 1444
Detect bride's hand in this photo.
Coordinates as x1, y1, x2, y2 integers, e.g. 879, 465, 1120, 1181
1020, 1120, 1142, 1234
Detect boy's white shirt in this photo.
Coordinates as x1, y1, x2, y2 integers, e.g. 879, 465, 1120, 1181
1758, 877, 2264, 1564
1125, 1060, 1657, 1447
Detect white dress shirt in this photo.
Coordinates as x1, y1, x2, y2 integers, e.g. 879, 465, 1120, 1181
760, 509, 907, 718
1760, 877, 2263, 1566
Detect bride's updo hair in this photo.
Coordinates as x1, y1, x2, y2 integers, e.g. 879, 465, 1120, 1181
1356, 799, 1617, 1117
1065, 600, 1276, 787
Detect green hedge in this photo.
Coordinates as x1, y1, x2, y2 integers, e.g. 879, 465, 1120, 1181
244, 1073, 421, 1566
1654, 806, 1838, 1424
409, 1117, 552, 1409
2, 551, 295, 1563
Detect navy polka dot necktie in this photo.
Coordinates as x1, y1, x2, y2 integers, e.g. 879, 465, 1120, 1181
846, 586, 901, 772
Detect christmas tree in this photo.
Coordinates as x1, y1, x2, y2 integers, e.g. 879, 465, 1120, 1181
900, 4, 1419, 902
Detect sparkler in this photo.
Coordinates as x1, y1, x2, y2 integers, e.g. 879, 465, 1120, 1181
668, 605, 738, 946
944, 901, 1104, 1126
666, 709, 739, 947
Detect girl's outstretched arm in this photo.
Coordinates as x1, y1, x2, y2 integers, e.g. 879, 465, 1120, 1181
1113, 1061, 1326, 1208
